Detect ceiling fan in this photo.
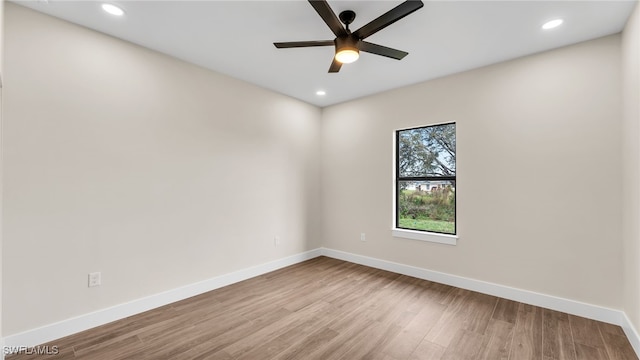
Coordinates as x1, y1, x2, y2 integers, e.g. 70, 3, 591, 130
274, 0, 424, 73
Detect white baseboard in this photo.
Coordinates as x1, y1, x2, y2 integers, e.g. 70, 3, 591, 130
621, 312, 640, 357
3, 248, 323, 349
320, 248, 634, 329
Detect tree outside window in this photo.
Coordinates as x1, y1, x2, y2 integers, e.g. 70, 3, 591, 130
396, 123, 456, 235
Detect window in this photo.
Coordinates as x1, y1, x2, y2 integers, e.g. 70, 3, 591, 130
396, 123, 456, 235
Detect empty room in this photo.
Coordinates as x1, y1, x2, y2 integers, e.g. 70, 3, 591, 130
1, 0, 640, 359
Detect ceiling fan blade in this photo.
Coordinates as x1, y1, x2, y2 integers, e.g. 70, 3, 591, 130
329, 58, 342, 73
309, 0, 347, 38
359, 41, 408, 60
353, 0, 424, 40
274, 40, 334, 48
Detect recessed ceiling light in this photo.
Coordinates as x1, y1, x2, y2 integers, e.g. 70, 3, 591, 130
316, 90, 326, 96
542, 19, 563, 30
102, 3, 125, 16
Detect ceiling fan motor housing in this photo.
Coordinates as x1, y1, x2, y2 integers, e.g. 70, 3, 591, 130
334, 35, 359, 53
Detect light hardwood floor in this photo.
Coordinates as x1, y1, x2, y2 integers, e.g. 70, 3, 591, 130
8, 256, 638, 360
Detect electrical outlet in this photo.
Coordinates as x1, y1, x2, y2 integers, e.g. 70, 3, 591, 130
360, 233, 366, 241
274, 236, 280, 247
88, 272, 101, 287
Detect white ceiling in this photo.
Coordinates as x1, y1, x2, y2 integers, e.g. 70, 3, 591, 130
13, 0, 638, 107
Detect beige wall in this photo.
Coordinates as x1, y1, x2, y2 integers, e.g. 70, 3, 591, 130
2, 3, 321, 335
623, 2, 640, 334
321, 35, 623, 309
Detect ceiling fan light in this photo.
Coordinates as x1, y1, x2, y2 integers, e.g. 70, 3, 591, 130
335, 47, 359, 64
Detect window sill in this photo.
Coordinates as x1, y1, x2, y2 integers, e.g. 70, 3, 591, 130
391, 228, 457, 245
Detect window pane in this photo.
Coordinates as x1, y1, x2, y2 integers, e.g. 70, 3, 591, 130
397, 180, 455, 234
398, 123, 456, 178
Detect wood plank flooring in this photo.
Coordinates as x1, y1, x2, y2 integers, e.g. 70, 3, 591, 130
7, 257, 638, 360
